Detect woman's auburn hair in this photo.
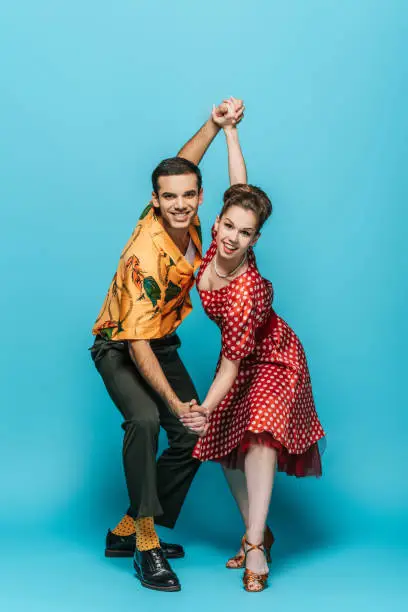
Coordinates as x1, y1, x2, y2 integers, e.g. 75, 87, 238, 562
220, 184, 272, 231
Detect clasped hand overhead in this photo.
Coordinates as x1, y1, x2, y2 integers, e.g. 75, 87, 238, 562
212, 96, 245, 129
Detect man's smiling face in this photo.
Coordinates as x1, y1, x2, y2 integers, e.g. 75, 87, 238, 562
152, 173, 203, 231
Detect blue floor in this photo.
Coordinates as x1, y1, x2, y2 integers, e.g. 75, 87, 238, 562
1, 531, 406, 612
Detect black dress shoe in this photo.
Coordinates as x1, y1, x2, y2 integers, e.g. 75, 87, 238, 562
105, 530, 136, 557
105, 530, 185, 559
134, 547, 181, 592
159, 539, 185, 559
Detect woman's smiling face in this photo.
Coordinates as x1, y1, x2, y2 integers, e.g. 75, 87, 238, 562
215, 204, 260, 261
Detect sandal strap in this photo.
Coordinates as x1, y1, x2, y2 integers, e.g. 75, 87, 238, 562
244, 538, 265, 554
244, 568, 268, 581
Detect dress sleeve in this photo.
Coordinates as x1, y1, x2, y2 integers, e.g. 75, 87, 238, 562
115, 254, 163, 340
221, 286, 256, 361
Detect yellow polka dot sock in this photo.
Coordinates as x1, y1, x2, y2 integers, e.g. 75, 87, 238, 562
111, 514, 136, 537
135, 516, 160, 551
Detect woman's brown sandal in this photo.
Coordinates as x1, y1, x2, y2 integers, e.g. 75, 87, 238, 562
225, 535, 246, 569
242, 539, 269, 592
226, 526, 274, 569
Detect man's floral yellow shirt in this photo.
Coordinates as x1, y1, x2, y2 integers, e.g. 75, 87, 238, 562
92, 204, 202, 341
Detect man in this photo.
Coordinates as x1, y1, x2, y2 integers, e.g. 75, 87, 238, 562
90, 98, 244, 592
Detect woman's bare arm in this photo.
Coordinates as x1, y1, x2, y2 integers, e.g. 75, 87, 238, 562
224, 125, 247, 185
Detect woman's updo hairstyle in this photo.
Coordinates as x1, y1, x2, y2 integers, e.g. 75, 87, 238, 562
219, 184, 272, 232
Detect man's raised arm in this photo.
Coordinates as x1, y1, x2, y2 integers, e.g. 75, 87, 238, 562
177, 99, 244, 165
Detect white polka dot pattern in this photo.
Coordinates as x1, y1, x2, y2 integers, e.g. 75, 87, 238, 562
193, 239, 325, 463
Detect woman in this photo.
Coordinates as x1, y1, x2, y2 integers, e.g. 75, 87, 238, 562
181, 101, 326, 592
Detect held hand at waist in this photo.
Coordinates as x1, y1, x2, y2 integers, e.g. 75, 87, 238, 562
179, 400, 210, 437
170, 398, 194, 418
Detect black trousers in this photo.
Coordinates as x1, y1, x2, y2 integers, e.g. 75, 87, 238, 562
90, 334, 201, 528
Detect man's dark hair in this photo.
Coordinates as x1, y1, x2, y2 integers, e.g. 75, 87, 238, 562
152, 157, 202, 194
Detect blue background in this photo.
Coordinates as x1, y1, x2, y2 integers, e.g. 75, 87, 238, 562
1, 1, 407, 610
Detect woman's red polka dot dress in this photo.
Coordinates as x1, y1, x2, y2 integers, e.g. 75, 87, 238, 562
192, 240, 326, 477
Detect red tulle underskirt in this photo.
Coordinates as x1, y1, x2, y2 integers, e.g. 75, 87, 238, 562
215, 431, 322, 477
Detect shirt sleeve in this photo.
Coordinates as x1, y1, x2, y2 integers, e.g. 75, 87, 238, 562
221, 288, 256, 361
115, 254, 163, 340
